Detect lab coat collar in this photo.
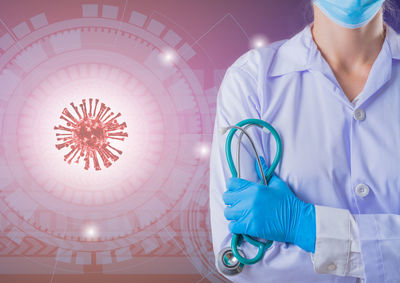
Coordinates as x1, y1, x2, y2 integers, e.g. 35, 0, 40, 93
387, 24, 400, 60
268, 23, 400, 78
268, 25, 312, 77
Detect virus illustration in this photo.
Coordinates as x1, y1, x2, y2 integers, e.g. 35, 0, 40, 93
54, 98, 128, 171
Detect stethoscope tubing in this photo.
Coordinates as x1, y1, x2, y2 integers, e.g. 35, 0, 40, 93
223, 118, 282, 266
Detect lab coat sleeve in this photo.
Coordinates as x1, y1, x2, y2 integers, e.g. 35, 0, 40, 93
210, 63, 265, 266
312, 206, 400, 282
312, 205, 364, 278
210, 54, 334, 282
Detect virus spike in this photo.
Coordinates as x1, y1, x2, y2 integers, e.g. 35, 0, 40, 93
95, 103, 106, 119
108, 131, 128, 137
100, 107, 110, 121
89, 98, 93, 117
60, 116, 75, 127
56, 141, 72, 150
101, 145, 119, 162
119, 122, 127, 130
54, 98, 128, 170
93, 99, 99, 116
82, 99, 89, 118
107, 136, 125, 141
84, 150, 90, 170
107, 132, 128, 142
65, 146, 79, 163
103, 112, 114, 124
70, 102, 82, 120
69, 151, 80, 164
76, 152, 82, 164
105, 113, 121, 125
54, 125, 73, 132
105, 123, 119, 131
61, 108, 78, 124
108, 144, 122, 155
92, 150, 101, 171
56, 136, 72, 142
80, 101, 88, 119
97, 147, 112, 168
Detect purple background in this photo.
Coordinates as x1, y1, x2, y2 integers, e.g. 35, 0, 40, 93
0, 1, 399, 283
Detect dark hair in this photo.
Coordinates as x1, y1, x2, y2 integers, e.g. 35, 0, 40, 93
301, 0, 314, 24
383, 0, 400, 30
302, 0, 400, 31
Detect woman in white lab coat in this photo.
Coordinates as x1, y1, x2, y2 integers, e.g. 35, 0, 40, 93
210, 1, 400, 282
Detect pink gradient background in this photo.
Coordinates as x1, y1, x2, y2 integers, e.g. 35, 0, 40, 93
0, 1, 398, 283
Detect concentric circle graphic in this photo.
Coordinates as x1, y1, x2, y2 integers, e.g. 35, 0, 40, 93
0, 2, 221, 280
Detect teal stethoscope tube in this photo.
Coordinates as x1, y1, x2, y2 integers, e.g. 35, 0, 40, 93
225, 118, 282, 266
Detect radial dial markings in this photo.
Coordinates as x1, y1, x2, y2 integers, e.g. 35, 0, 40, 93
0, 4, 214, 272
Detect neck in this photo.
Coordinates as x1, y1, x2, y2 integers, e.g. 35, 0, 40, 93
311, 4, 386, 73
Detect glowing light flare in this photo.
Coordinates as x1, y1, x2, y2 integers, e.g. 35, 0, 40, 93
196, 143, 211, 158
159, 47, 178, 65
83, 225, 99, 240
250, 34, 269, 49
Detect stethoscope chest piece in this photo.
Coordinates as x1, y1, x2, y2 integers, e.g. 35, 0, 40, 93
216, 247, 246, 276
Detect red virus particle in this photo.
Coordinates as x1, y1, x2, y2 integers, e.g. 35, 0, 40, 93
54, 98, 128, 170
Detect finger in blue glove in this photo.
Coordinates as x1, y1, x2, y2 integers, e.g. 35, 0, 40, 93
223, 156, 316, 253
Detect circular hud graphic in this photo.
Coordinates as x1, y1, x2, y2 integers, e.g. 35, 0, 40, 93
0, 3, 223, 280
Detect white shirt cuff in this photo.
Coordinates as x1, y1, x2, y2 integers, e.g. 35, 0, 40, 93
311, 205, 364, 278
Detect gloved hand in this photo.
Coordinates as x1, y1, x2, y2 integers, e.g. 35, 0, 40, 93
223, 156, 316, 253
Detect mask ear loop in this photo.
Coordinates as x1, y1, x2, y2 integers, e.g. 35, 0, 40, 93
223, 118, 282, 265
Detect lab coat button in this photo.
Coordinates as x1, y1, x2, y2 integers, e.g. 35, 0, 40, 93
355, 183, 370, 197
327, 263, 337, 271
353, 108, 366, 121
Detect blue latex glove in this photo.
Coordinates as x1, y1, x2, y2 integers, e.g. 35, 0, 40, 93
223, 156, 316, 253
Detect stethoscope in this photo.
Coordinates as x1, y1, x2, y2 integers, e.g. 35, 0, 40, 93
216, 118, 282, 276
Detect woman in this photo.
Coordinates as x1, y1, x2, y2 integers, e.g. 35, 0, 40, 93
210, 0, 400, 282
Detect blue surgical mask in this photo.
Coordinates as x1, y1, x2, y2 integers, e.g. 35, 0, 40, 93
313, 0, 385, 29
